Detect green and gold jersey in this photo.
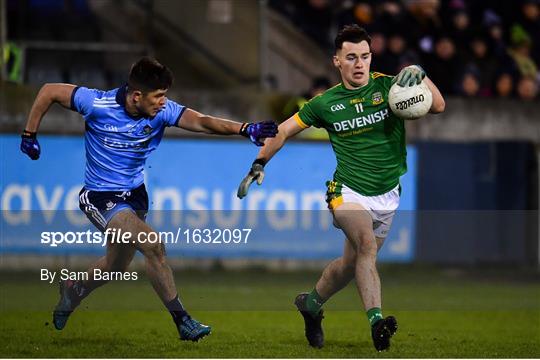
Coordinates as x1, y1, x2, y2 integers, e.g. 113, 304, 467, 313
295, 72, 406, 196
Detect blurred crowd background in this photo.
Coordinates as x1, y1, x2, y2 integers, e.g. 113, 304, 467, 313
271, 0, 540, 101
2, 0, 539, 102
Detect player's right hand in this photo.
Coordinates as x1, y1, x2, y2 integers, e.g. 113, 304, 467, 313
20, 130, 41, 160
237, 162, 265, 199
240, 121, 278, 146
394, 65, 426, 87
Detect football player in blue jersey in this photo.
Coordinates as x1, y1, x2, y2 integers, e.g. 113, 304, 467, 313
20, 57, 278, 342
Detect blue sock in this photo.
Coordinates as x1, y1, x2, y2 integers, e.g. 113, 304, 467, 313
165, 294, 188, 325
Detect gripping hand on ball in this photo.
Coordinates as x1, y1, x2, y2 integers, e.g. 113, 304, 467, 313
394, 65, 426, 87
237, 161, 265, 199
240, 121, 278, 146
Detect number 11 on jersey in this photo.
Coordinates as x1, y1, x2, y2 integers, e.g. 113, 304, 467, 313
355, 103, 364, 113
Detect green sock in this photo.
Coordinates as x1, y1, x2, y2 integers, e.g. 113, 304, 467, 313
305, 289, 325, 315
367, 307, 383, 326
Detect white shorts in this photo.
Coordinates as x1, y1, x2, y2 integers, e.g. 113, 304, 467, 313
339, 184, 400, 239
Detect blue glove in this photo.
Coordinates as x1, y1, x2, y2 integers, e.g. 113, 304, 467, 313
20, 130, 41, 160
240, 121, 278, 146
394, 65, 426, 87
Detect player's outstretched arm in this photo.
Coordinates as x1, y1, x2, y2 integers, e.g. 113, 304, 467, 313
237, 116, 305, 198
21, 83, 77, 160
178, 108, 277, 146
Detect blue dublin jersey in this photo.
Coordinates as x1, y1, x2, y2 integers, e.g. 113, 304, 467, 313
71, 85, 185, 191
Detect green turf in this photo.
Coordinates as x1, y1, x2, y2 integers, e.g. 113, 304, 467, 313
1, 266, 539, 358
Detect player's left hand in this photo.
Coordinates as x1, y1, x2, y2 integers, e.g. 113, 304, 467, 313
237, 161, 265, 199
394, 65, 426, 87
20, 130, 41, 160
240, 121, 278, 146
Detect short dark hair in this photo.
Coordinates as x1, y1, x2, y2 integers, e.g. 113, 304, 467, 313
128, 57, 174, 93
334, 24, 372, 52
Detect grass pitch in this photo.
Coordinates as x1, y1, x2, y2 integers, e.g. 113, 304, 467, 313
1, 265, 539, 358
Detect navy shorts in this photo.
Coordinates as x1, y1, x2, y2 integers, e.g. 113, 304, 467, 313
78, 184, 149, 232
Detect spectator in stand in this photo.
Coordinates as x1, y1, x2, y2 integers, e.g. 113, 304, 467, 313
483, 10, 508, 58
493, 72, 516, 98
423, 34, 463, 95
516, 0, 540, 66
385, 32, 417, 75
337, 1, 376, 32
465, 35, 498, 97
482, 9, 521, 83
370, 30, 394, 74
516, 76, 539, 100
450, 9, 471, 47
266, 0, 539, 101
507, 24, 538, 79
385, 33, 404, 74
374, 0, 405, 29
459, 66, 481, 97
401, 0, 443, 54
444, 0, 473, 57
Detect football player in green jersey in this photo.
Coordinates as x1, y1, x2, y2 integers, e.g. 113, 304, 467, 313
237, 24, 445, 351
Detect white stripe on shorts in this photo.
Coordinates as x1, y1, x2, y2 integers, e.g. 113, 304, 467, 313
80, 190, 107, 228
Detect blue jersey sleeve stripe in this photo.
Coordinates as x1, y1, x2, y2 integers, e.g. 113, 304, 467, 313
174, 106, 186, 127
70, 86, 80, 112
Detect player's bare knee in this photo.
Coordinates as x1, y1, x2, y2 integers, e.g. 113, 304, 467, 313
353, 233, 377, 256
142, 243, 162, 259
140, 242, 166, 262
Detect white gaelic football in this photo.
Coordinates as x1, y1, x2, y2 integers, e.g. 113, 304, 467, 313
388, 80, 433, 120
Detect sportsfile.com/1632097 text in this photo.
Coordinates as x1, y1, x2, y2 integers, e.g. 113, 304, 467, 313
40, 228, 252, 247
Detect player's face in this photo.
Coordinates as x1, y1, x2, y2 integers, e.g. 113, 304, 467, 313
333, 41, 372, 89
138, 89, 168, 117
